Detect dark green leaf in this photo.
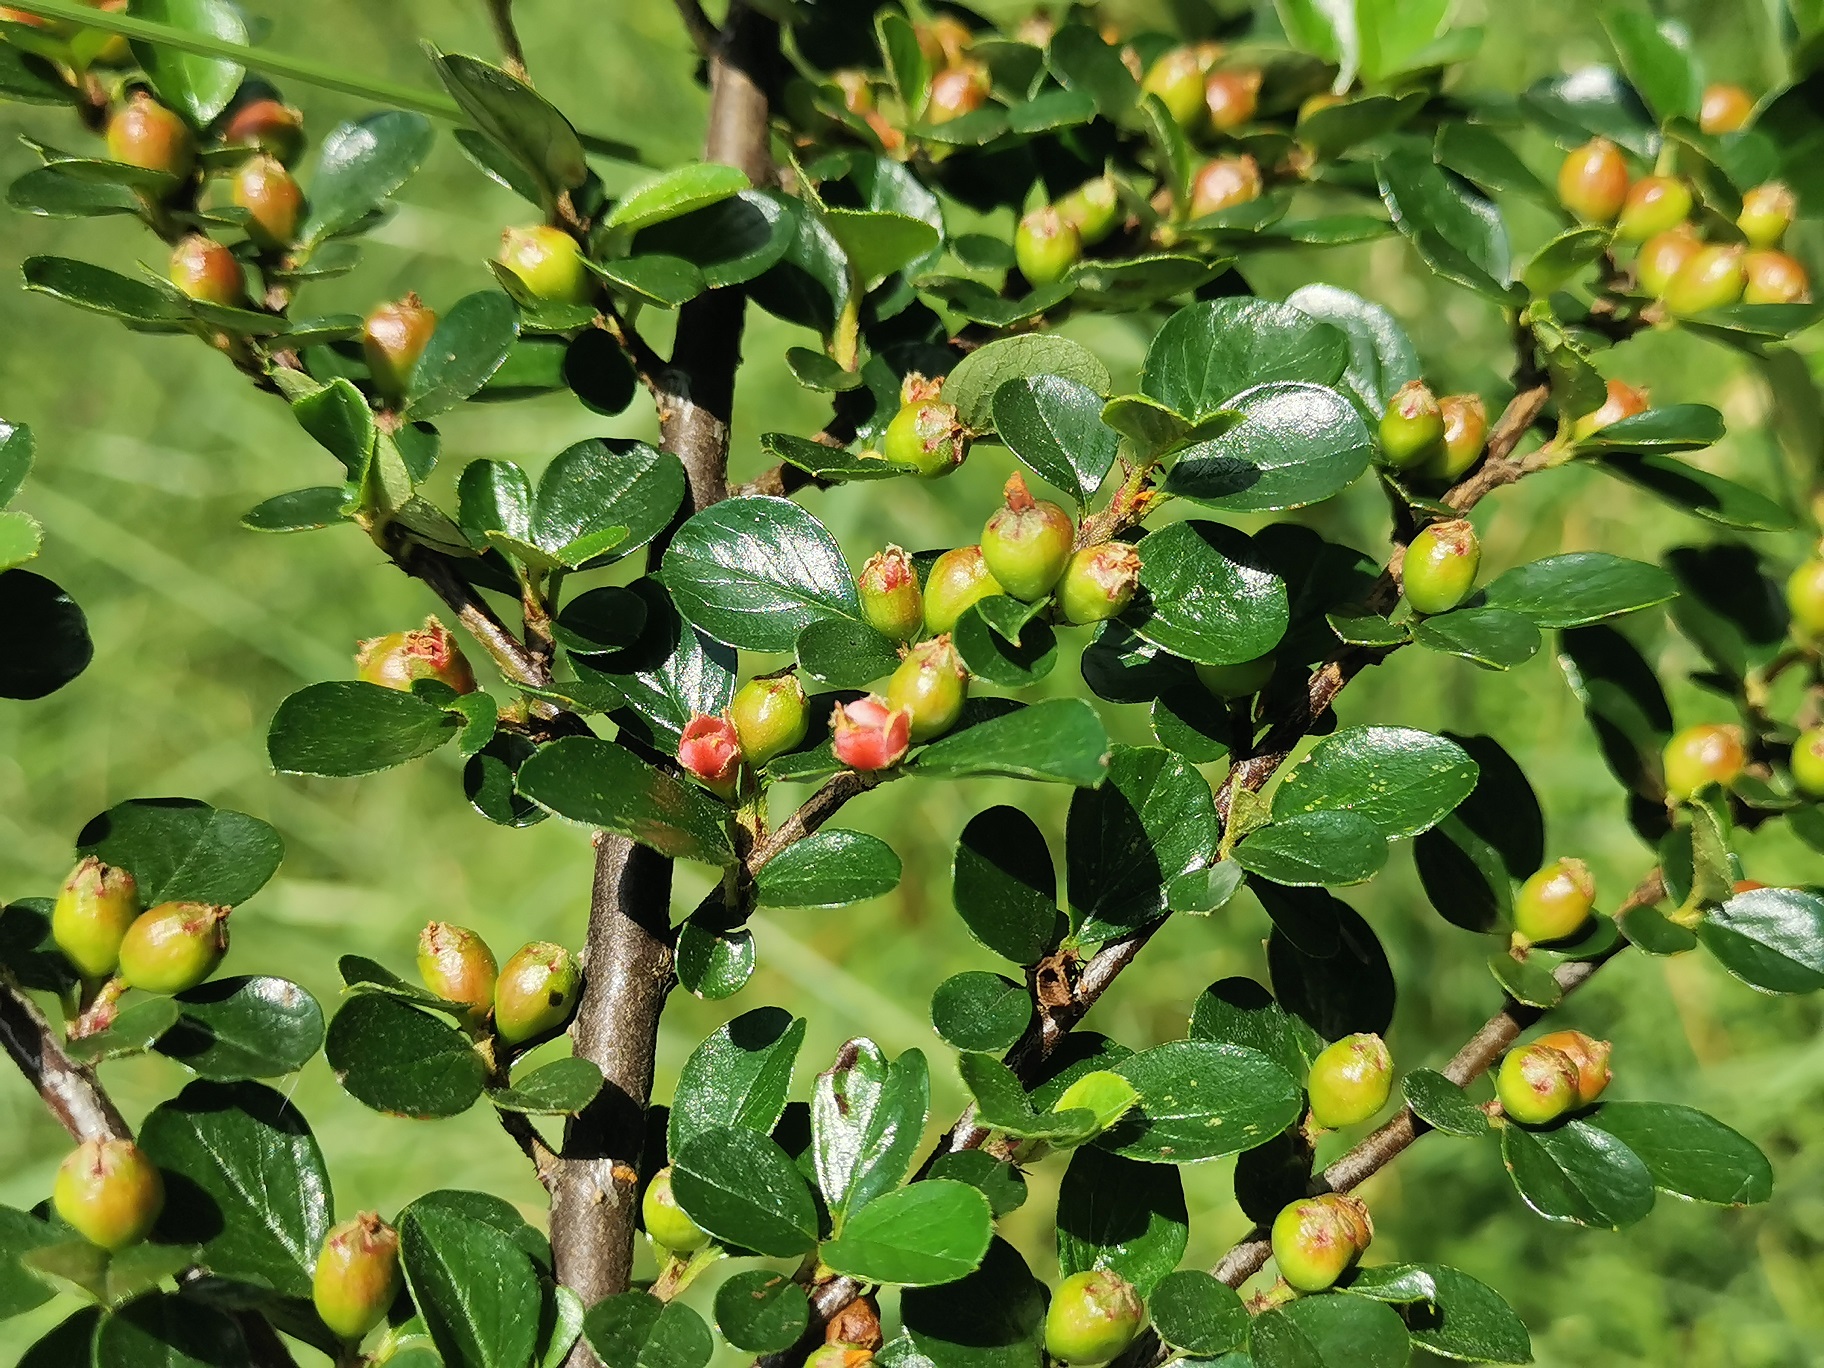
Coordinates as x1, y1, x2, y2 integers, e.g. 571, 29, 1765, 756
325, 993, 486, 1118
1142, 299, 1347, 419
925, 1150, 1027, 1219
93, 1294, 245, 1368
943, 335, 1110, 433
1189, 977, 1320, 1080
761, 431, 918, 483
1128, 521, 1290, 666
931, 971, 1031, 1052
0, 1205, 61, 1318
957, 1052, 1100, 1145
563, 581, 732, 747
1067, 745, 1219, 940
1150, 1269, 1248, 1356
662, 496, 858, 651
1698, 886, 1824, 993
671, 1126, 819, 1256
755, 829, 900, 908
9, 166, 142, 219
822, 1180, 993, 1286
128, 0, 243, 125
670, 1007, 806, 1156
1377, 148, 1516, 301
516, 735, 735, 865
635, 192, 790, 290
1100, 1040, 1303, 1163
433, 49, 586, 199
489, 1057, 603, 1115
605, 163, 750, 233
402, 1203, 542, 1368
953, 601, 1057, 688
1404, 1069, 1488, 1138
268, 680, 460, 777
302, 112, 435, 245
241, 486, 349, 533
1521, 226, 1610, 294
1269, 900, 1396, 1038
909, 698, 1111, 785
714, 1271, 809, 1353
1501, 1118, 1656, 1228
1413, 608, 1543, 670
1273, 725, 1479, 839
156, 976, 324, 1080
1234, 811, 1390, 887
674, 906, 755, 1001
63, 996, 181, 1065
585, 1294, 712, 1368
0, 568, 91, 699
1587, 1101, 1772, 1205
952, 806, 1061, 965
1056, 1146, 1187, 1296
588, 253, 705, 308
900, 1237, 1046, 1368
991, 374, 1118, 504
796, 618, 902, 689
1488, 951, 1563, 1008
292, 378, 374, 479
1601, 11, 1700, 123
22, 254, 189, 327
1435, 121, 1554, 205
1370, 1263, 1532, 1364
406, 1189, 551, 1275
407, 291, 521, 419
1165, 382, 1371, 512
1592, 452, 1792, 532
1252, 1292, 1411, 1368
1558, 624, 1673, 803
76, 797, 283, 907
1283, 284, 1420, 417
528, 439, 683, 566
23, 1241, 194, 1311
1522, 66, 1657, 157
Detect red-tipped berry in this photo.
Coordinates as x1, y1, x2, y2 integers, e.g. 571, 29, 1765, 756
416, 922, 497, 1022
1738, 182, 1797, 249
1420, 393, 1488, 483
1614, 175, 1692, 242
1306, 1032, 1393, 1129
1662, 723, 1747, 802
678, 713, 743, 799
1058, 542, 1141, 626
106, 91, 194, 181
1379, 380, 1445, 470
730, 676, 809, 766
1014, 206, 1081, 286
831, 696, 912, 772
231, 153, 302, 251
494, 941, 581, 1046
981, 473, 1074, 600
1056, 175, 1120, 247
53, 1139, 163, 1251
1637, 223, 1702, 298
355, 617, 476, 694
363, 294, 437, 406
883, 375, 968, 477
1513, 857, 1596, 945
313, 1213, 401, 1341
886, 636, 968, 744
168, 234, 243, 306
52, 856, 140, 980
1792, 726, 1824, 797
497, 225, 591, 304
1572, 378, 1649, 440
1403, 518, 1480, 616
1743, 249, 1811, 304
118, 901, 228, 994
1532, 1030, 1612, 1106
858, 546, 924, 641
1699, 83, 1755, 135
926, 62, 990, 124
1044, 1269, 1144, 1364
1141, 46, 1210, 129
1787, 558, 1824, 636
924, 545, 1004, 633
1271, 1193, 1372, 1293
642, 1167, 710, 1253
223, 97, 306, 165
1188, 154, 1261, 218
1558, 137, 1630, 224
1204, 67, 1261, 133
1496, 1043, 1580, 1125
1665, 243, 1747, 316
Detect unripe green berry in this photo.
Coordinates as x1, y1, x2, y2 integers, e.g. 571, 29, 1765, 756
1270, 1193, 1372, 1293
1571, 378, 1649, 441
1531, 1030, 1612, 1106
1738, 182, 1797, 249
642, 1167, 710, 1253
107, 92, 194, 183
1402, 518, 1480, 616
885, 636, 968, 744
1187, 154, 1261, 219
1305, 1032, 1393, 1129
1557, 137, 1630, 224
222, 97, 306, 165
981, 472, 1074, 601
1419, 393, 1488, 483
1204, 67, 1261, 133
1665, 243, 1747, 316
1013, 206, 1081, 287
1056, 175, 1120, 247
926, 62, 989, 124
883, 376, 968, 477
362, 294, 438, 407
168, 234, 243, 307
497, 225, 591, 305
1637, 224, 1702, 298
1614, 175, 1692, 242
858, 545, 924, 642
312, 1212, 401, 1342
1043, 1269, 1144, 1365
1791, 726, 1824, 798
494, 941, 581, 1045
231, 153, 303, 251
1058, 542, 1141, 626
1195, 655, 1274, 699
806, 1348, 873, 1368
1141, 46, 1209, 130
1513, 857, 1596, 945
1742, 249, 1811, 305
355, 617, 476, 694
52, 856, 140, 980
1786, 558, 1824, 637
1699, 82, 1755, 135
53, 1139, 164, 1252
416, 922, 497, 1022
1496, 1043, 1580, 1126
924, 545, 1003, 634
1662, 723, 1747, 802
118, 902, 229, 994
730, 675, 810, 765
1378, 380, 1445, 470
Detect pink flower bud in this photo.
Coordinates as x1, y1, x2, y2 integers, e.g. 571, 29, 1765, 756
678, 714, 742, 797
831, 696, 912, 772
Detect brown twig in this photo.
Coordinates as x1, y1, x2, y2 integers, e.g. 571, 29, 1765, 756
673, 0, 718, 59
485, 0, 531, 83
748, 770, 887, 873
0, 971, 128, 1143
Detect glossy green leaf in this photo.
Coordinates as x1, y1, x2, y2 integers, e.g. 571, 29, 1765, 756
325, 993, 486, 1118
268, 679, 460, 777
952, 806, 1061, 965
931, 971, 1031, 1052
588, 253, 705, 308
953, 600, 1057, 688
1413, 607, 1543, 670
8, 166, 141, 218
1602, 11, 1700, 123
1056, 1145, 1186, 1296
991, 374, 1118, 505
662, 496, 858, 651
93, 1294, 246, 1368
76, 796, 283, 907
1251, 1292, 1411, 1368
671, 1126, 819, 1257
155, 975, 324, 1080
1592, 452, 1792, 532
674, 906, 755, 1002
1412, 733, 1545, 933
1188, 977, 1320, 1081
516, 735, 735, 865
241, 485, 349, 533
407, 290, 521, 419
796, 617, 902, 689
925, 1150, 1027, 1220
823, 207, 941, 286
1501, 1117, 1656, 1229
1377, 148, 1515, 301
814, 1040, 929, 1228
957, 1051, 1100, 1145
1268, 898, 1397, 1038
127, 0, 243, 125
1165, 382, 1372, 513
22, 1241, 194, 1311
605, 162, 750, 233
1587, 1101, 1772, 1205
1581, 405, 1727, 456
1128, 521, 1290, 667
22, 254, 188, 327
489, 1057, 604, 1115
302, 111, 435, 246
1284, 283, 1420, 418
1100, 1040, 1302, 1163
761, 431, 918, 483
1234, 810, 1389, 887
1435, 121, 1553, 205
1359, 1263, 1531, 1364
1149, 1269, 1248, 1356
714, 1271, 809, 1353
943, 334, 1110, 433
0, 568, 91, 700
1273, 726, 1479, 839
756, 829, 901, 908
1402, 1068, 1488, 1138
407, 1189, 552, 1276
901, 1237, 1046, 1368
402, 1203, 542, 1368
670, 1007, 806, 1156
635, 191, 791, 290
433, 49, 586, 199
1523, 66, 1658, 156
1142, 299, 1348, 420
1068, 745, 1219, 940
1558, 623, 1673, 804
910, 699, 1111, 785
822, 1180, 993, 1286
1698, 886, 1824, 993
292, 377, 373, 478
585, 1294, 712, 1368
1483, 553, 1678, 628
526, 439, 682, 566
62, 996, 181, 1065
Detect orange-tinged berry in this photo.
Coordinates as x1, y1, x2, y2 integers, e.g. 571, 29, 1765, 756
1738, 182, 1797, 249
1742, 249, 1810, 305
1664, 243, 1747, 316
168, 234, 243, 306
1699, 83, 1755, 135
1614, 175, 1692, 242
1421, 393, 1488, 483
1378, 380, 1444, 470
1637, 223, 1702, 297
1188, 154, 1261, 218
924, 545, 1003, 633
106, 91, 194, 181
1662, 723, 1747, 802
1572, 378, 1649, 440
1557, 137, 1630, 224
356, 617, 476, 694
1513, 857, 1596, 945
416, 922, 497, 1021
1496, 1043, 1579, 1125
1204, 67, 1261, 133
231, 153, 302, 251
223, 97, 306, 165
313, 1213, 401, 1341
53, 1139, 163, 1251
362, 294, 438, 406
1532, 1030, 1612, 1106
927, 63, 989, 124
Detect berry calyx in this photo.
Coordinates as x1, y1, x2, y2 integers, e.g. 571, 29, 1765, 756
1699, 82, 1755, 135
882, 375, 968, 477
1513, 857, 1596, 945
1742, 249, 1811, 305
1664, 243, 1747, 316
222, 97, 306, 165
312, 1212, 401, 1342
1662, 723, 1747, 802
1421, 393, 1488, 483
1270, 1193, 1373, 1293
1402, 518, 1481, 616
106, 91, 194, 182
885, 636, 968, 744
1195, 655, 1275, 699
1636, 223, 1702, 298
678, 713, 743, 799
1058, 542, 1141, 626
1013, 206, 1081, 287
730, 675, 810, 766
1305, 1032, 1394, 1129
1141, 45, 1210, 129
1187, 154, 1261, 218
1786, 558, 1824, 636
497, 225, 592, 305
118, 901, 229, 994
831, 70, 873, 117
830, 696, 913, 772
924, 545, 1004, 634
1738, 181, 1797, 248
1496, 1042, 1580, 1125
642, 1167, 710, 1253
416, 922, 498, 1023
1203, 67, 1261, 133
1043, 1269, 1145, 1365
231, 154, 303, 252
825, 1295, 884, 1351
1613, 175, 1692, 243
53, 1139, 164, 1251
168, 234, 244, 306
926, 63, 990, 124
1056, 175, 1120, 247
355, 617, 477, 694
362, 294, 438, 407
1531, 1030, 1612, 1106
1571, 378, 1649, 440
807, 1348, 873, 1368
493, 941, 581, 1046
1790, 726, 1824, 798
52, 856, 141, 980
981, 472, 1074, 600
1557, 137, 1630, 224
915, 14, 973, 67
1378, 380, 1445, 471
858, 546, 924, 642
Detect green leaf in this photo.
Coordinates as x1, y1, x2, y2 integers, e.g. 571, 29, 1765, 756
1055, 1145, 1186, 1296
798, 617, 904, 689
1235, 811, 1390, 887
606, 163, 749, 233
1523, 66, 1658, 157
1482, 553, 1678, 628
402, 1203, 543, 1368
953, 599, 1057, 688
931, 971, 1031, 1053
584, 1294, 712, 1368
671, 1126, 819, 1257
1359, 1263, 1531, 1364
1488, 951, 1562, 1008
1128, 521, 1290, 667
952, 806, 1061, 965
1587, 1101, 1772, 1205
756, 830, 901, 908
526, 439, 683, 567
1501, 1118, 1656, 1229
1435, 121, 1554, 205
156, 975, 325, 1080
662, 496, 858, 651
821, 1180, 993, 1286
516, 735, 735, 866
1273, 726, 1480, 840
1377, 148, 1516, 301
406, 1189, 552, 1276
1403, 1069, 1488, 1138
876, 10, 930, 118
292, 377, 374, 479
1149, 1269, 1248, 1356
241, 486, 350, 533
1142, 299, 1347, 420
669, 1007, 806, 1156
93, 1294, 246, 1368
1698, 886, 1824, 993
325, 993, 486, 1118
0, 1206, 62, 1319
714, 1271, 809, 1354
1165, 382, 1372, 513
1067, 745, 1219, 940
1558, 623, 1673, 802
23, 1242, 194, 1311
989, 374, 1117, 505
1580, 405, 1727, 455
1252, 1293, 1411, 1368
957, 1051, 1100, 1145
787, 347, 866, 392
823, 207, 941, 286
1100, 1040, 1303, 1163
127, 0, 244, 125
1067, 253, 1226, 309
268, 679, 460, 777
76, 796, 283, 906
761, 431, 918, 483
674, 906, 755, 1001
0, 508, 39, 569
910, 699, 1111, 785
562, 582, 731, 748
1267, 898, 1397, 1038
0, 568, 91, 700
63, 996, 181, 1065
1591, 452, 1792, 532
0, 41, 76, 107
1046, 22, 1138, 116
814, 1040, 929, 1229
1412, 608, 1543, 670
489, 1057, 604, 1115
139, 1080, 331, 1298
1189, 977, 1320, 1081
408, 291, 522, 419
301, 111, 435, 246
942, 334, 1110, 433
1284, 284, 1420, 418
635, 191, 791, 290
901, 1237, 1046, 1368
0, 421, 30, 507
1601, 11, 1700, 123
432, 49, 586, 200
588, 253, 705, 308
925, 1151, 1028, 1220
22, 254, 188, 327
1138, 91, 1193, 207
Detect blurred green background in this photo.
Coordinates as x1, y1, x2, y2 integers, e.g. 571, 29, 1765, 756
3, 0, 1824, 1363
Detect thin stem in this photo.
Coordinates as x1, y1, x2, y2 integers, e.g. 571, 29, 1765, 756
673, 0, 719, 58
0, 970, 129, 1143
484, 0, 530, 83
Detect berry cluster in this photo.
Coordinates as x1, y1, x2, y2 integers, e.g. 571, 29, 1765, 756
417, 920, 581, 1047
